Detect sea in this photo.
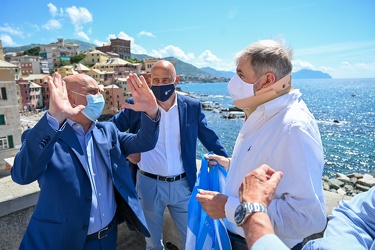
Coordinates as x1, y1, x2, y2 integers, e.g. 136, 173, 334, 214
178, 78, 375, 178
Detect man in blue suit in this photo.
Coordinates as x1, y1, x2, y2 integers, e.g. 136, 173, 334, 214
110, 60, 228, 249
11, 72, 160, 250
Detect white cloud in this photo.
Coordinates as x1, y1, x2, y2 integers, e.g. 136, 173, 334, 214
197, 50, 221, 63
0, 34, 17, 46
138, 31, 155, 38
292, 59, 316, 72
117, 31, 134, 43
47, 3, 58, 16
132, 44, 147, 55
65, 6, 93, 41
66, 6, 93, 29
43, 19, 62, 30
0, 24, 23, 37
93, 39, 108, 46
77, 31, 90, 41
156, 45, 195, 61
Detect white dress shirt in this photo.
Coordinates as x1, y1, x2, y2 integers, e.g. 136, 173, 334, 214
138, 96, 184, 176
224, 89, 326, 248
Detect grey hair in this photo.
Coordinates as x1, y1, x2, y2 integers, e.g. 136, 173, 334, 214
235, 39, 293, 81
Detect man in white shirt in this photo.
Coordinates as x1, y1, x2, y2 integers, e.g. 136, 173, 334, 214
196, 39, 326, 250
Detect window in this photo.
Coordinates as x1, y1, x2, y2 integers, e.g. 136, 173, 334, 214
0, 114, 5, 125
0, 136, 13, 149
0, 87, 7, 100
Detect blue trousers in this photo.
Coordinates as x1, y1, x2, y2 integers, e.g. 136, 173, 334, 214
136, 171, 191, 250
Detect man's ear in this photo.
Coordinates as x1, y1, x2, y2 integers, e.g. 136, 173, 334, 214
175, 75, 181, 85
262, 73, 276, 88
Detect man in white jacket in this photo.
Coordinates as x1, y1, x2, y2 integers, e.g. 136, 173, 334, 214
197, 39, 326, 250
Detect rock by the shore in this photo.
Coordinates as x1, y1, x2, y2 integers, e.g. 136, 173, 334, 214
323, 172, 375, 196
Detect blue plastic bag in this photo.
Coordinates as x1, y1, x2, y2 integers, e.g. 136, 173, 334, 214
186, 153, 232, 250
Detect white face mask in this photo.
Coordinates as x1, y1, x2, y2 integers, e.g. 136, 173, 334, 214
227, 74, 265, 101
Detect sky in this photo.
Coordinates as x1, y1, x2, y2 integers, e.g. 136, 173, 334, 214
1, 0, 374, 79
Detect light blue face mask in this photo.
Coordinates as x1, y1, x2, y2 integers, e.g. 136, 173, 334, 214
81, 93, 105, 121
70, 90, 105, 121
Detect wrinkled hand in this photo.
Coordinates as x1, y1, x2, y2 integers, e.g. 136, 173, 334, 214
122, 73, 158, 120
196, 190, 228, 219
204, 154, 231, 170
46, 72, 85, 125
127, 153, 140, 164
239, 164, 283, 207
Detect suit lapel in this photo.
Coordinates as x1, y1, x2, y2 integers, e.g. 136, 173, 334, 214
177, 95, 187, 149
60, 124, 89, 175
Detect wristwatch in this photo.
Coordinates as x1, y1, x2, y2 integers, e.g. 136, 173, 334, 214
234, 202, 268, 226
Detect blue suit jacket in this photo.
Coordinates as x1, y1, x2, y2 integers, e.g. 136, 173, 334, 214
110, 94, 228, 190
11, 112, 160, 250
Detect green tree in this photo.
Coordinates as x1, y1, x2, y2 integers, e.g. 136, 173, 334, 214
70, 54, 86, 64
23, 46, 40, 56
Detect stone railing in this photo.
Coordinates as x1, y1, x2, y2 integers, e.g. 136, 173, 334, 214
0, 160, 358, 250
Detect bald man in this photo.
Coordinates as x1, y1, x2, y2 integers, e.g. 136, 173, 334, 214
11, 73, 160, 250
110, 60, 228, 249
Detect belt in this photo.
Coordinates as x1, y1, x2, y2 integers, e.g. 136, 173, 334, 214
139, 169, 186, 182
86, 217, 116, 240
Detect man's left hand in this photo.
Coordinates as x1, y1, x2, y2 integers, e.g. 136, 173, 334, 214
196, 190, 228, 219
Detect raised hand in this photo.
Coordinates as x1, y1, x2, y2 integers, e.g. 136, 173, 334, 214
45, 72, 85, 126
122, 73, 159, 120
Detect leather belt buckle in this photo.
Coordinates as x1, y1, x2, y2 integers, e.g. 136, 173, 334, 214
98, 226, 109, 239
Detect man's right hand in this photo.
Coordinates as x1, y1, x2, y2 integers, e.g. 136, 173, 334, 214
45, 73, 85, 126
239, 164, 283, 207
122, 73, 159, 120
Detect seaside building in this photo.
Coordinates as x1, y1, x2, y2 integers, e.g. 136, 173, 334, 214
95, 38, 131, 60
91, 57, 137, 85
0, 40, 4, 60
16, 79, 43, 111
21, 74, 50, 110
0, 59, 22, 170
54, 65, 76, 78
85, 49, 109, 66
102, 84, 126, 116
142, 58, 160, 74
87, 68, 105, 85
39, 38, 80, 73
10, 55, 48, 76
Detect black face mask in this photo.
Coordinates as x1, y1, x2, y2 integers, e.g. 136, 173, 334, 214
151, 84, 175, 102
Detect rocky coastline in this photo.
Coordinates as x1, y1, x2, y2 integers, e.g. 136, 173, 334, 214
19, 107, 375, 198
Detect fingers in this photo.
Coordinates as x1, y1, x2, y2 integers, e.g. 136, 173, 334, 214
269, 171, 283, 187
127, 73, 145, 91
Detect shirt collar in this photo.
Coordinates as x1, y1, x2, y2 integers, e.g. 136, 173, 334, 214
258, 89, 302, 118
67, 119, 96, 135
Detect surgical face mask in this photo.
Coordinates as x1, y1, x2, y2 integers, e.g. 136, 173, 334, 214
228, 74, 265, 101
151, 83, 175, 102
71, 91, 105, 121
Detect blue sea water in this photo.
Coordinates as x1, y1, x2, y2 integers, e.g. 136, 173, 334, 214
178, 78, 375, 178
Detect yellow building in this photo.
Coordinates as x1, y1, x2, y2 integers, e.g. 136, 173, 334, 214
85, 50, 109, 66
54, 65, 76, 78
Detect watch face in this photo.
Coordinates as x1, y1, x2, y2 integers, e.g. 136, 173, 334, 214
234, 203, 245, 225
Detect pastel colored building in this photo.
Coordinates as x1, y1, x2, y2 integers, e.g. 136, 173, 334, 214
0, 59, 22, 170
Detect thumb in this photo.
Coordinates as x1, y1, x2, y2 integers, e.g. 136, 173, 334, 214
73, 104, 86, 113
121, 102, 133, 110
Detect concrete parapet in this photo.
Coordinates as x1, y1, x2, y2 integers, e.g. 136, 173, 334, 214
0, 161, 353, 250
